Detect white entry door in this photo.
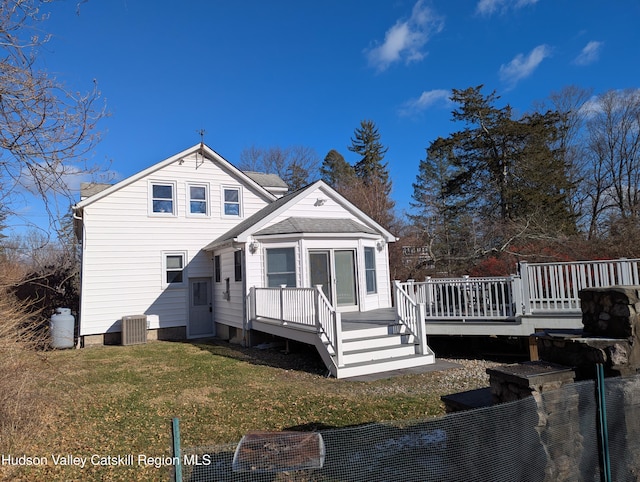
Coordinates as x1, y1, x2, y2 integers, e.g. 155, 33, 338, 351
189, 277, 213, 338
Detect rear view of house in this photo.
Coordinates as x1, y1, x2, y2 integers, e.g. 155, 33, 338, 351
73, 143, 398, 351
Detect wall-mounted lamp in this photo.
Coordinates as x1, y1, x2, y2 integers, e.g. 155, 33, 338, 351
314, 198, 327, 206
376, 239, 386, 251
249, 241, 260, 254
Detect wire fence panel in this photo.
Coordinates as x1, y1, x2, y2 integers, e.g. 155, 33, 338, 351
174, 376, 640, 481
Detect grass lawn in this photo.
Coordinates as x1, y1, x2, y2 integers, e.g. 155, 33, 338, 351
1, 339, 492, 481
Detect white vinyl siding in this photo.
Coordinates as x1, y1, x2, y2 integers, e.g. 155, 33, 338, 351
78, 152, 271, 336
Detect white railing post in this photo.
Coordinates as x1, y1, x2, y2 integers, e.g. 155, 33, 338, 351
314, 285, 322, 332
416, 303, 427, 355
248, 286, 256, 324
334, 312, 343, 367
621, 258, 632, 285
279, 285, 286, 324
510, 275, 523, 317
519, 261, 532, 315
407, 279, 416, 302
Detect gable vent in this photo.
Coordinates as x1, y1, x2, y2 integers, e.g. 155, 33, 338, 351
121, 315, 148, 346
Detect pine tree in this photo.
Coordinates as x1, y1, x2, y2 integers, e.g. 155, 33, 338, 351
320, 149, 354, 187
348, 120, 391, 191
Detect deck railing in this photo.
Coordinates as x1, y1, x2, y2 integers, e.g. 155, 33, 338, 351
399, 276, 517, 321
250, 285, 342, 367
520, 258, 640, 313
393, 281, 428, 354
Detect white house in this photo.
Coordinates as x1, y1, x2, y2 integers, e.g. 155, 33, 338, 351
75, 144, 389, 325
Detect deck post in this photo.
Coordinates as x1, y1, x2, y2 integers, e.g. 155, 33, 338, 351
519, 261, 532, 315
334, 311, 343, 367
510, 275, 523, 317
313, 285, 322, 332
279, 285, 286, 324
416, 303, 427, 355
248, 286, 256, 323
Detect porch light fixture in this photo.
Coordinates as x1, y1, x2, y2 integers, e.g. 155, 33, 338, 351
314, 198, 327, 206
249, 241, 260, 254
376, 239, 386, 251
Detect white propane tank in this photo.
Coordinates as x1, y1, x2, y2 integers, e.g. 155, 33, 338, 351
50, 308, 75, 349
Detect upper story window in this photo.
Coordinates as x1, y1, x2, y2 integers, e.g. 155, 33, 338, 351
151, 182, 176, 215
222, 187, 242, 217
188, 183, 209, 216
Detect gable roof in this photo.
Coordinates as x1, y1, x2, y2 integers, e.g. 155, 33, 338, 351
203, 180, 397, 250
74, 143, 277, 210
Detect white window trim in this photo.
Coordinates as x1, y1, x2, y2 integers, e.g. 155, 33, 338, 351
221, 185, 243, 218
364, 246, 377, 294
186, 182, 210, 217
149, 180, 177, 217
265, 245, 298, 288
162, 251, 187, 288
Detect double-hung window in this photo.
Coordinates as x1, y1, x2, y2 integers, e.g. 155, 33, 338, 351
188, 184, 208, 216
164, 252, 186, 286
266, 248, 296, 287
151, 182, 176, 215
223, 187, 241, 217
364, 247, 377, 294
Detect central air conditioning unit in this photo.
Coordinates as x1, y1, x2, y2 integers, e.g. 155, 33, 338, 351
121, 315, 148, 346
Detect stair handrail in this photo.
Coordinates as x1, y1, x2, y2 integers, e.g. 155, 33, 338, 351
394, 280, 428, 355
314, 286, 343, 368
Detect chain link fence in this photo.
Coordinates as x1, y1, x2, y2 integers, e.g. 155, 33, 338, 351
177, 374, 640, 481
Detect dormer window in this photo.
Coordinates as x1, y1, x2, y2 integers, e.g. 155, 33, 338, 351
223, 187, 242, 217
150, 182, 176, 215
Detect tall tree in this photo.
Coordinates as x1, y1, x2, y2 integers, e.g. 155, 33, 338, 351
344, 120, 395, 228
0, 0, 106, 235
348, 120, 391, 189
586, 89, 640, 239
320, 149, 354, 187
413, 85, 575, 262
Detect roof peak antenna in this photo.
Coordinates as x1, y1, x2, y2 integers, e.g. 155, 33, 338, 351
196, 129, 206, 168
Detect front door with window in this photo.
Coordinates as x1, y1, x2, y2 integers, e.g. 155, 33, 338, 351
309, 250, 358, 311
189, 278, 213, 338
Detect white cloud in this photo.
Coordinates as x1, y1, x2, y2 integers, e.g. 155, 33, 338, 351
398, 89, 451, 117
366, 0, 444, 72
573, 41, 603, 66
476, 0, 539, 15
499, 44, 550, 87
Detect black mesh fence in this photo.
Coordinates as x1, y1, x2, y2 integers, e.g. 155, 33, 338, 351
180, 375, 640, 481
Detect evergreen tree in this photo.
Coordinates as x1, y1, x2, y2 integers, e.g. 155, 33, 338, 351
348, 120, 391, 191
412, 85, 576, 263
320, 149, 354, 187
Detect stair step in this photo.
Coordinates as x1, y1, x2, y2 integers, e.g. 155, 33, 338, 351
336, 353, 436, 379
341, 325, 390, 340
343, 333, 413, 350
342, 343, 417, 364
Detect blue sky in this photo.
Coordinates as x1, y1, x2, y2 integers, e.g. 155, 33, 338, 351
19, 0, 640, 233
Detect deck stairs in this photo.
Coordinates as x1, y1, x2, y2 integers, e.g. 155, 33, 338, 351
318, 319, 435, 379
